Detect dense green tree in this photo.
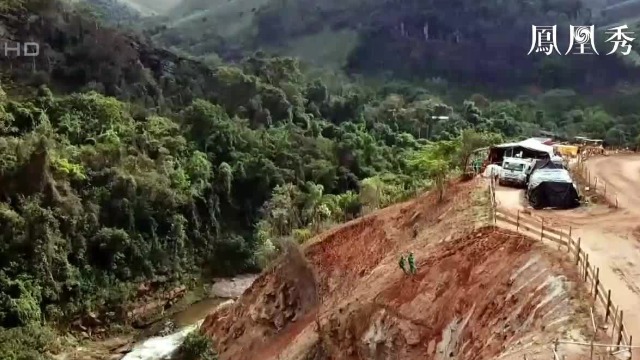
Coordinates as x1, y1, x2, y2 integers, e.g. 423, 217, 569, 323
3, 2, 640, 356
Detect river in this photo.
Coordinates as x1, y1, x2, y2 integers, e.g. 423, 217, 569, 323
119, 275, 258, 360
120, 320, 204, 360
122, 299, 233, 360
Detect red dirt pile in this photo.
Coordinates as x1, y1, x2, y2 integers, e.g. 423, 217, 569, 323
201, 179, 595, 360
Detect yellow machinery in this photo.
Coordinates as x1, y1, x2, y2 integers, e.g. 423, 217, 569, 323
572, 137, 604, 156
553, 144, 579, 157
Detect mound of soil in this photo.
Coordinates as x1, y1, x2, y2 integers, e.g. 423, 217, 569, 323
201, 179, 596, 360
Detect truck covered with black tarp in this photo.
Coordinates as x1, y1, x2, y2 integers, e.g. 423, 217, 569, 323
525, 157, 566, 185
527, 169, 580, 209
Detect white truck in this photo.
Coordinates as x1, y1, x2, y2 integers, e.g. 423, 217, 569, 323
498, 157, 532, 187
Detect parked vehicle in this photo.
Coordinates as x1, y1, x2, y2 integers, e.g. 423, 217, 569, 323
551, 155, 565, 167
525, 157, 566, 185
498, 157, 532, 187
527, 168, 580, 209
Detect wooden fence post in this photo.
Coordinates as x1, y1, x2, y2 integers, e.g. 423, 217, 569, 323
593, 267, 600, 300
617, 311, 624, 347
568, 236, 575, 254
576, 238, 581, 265
569, 226, 572, 239
605, 290, 611, 322
494, 206, 497, 226
541, 219, 544, 241
584, 253, 589, 281
516, 210, 520, 230
611, 306, 619, 338
494, 186, 496, 203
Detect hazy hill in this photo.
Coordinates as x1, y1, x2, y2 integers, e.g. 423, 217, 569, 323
113, 0, 180, 14
120, 0, 640, 92
0, 0, 240, 110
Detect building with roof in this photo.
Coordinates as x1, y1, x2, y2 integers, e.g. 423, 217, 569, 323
487, 138, 554, 165
530, 137, 554, 145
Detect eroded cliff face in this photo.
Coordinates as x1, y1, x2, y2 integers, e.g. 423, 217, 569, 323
201, 241, 319, 360
200, 180, 598, 360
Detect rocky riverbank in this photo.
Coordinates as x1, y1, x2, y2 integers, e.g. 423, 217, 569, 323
56, 275, 258, 360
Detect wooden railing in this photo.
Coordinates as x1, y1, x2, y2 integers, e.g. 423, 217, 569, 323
572, 158, 619, 208
488, 174, 497, 224
487, 178, 633, 358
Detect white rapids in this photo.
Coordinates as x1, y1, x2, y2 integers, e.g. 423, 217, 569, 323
121, 320, 204, 360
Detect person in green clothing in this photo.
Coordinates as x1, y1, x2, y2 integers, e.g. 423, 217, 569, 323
407, 252, 416, 275
472, 158, 482, 174
398, 255, 407, 274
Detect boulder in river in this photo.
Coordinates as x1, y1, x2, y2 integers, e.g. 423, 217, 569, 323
210, 275, 258, 299
157, 321, 177, 337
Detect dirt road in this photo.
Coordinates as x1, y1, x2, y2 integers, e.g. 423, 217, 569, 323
494, 154, 640, 355
585, 155, 640, 215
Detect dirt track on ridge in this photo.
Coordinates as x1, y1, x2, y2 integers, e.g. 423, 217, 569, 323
494, 154, 640, 356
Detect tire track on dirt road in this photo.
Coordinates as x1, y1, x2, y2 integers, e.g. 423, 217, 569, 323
493, 155, 640, 355
586, 155, 640, 216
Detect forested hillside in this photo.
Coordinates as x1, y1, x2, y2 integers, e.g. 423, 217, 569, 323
2, 0, 640, 358
136, 0, 640, 91
80, 0, 142, 24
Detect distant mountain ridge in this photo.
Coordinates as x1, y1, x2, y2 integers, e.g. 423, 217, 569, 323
127, 0, 640, 91
0, 0, 235, 109
66, 0, 640, 93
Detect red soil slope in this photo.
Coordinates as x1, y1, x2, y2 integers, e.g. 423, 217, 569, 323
315, 228, 589, 359
201, 179, 600, 360
201, 241, 318, 360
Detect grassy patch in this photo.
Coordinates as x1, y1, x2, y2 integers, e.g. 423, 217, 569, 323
0, 325, 60, 360
164, 0, 271, 38
275, 28, 359, 69
175, 331, 218, 360
121, 0, 180, 14
471, 181, 493, 225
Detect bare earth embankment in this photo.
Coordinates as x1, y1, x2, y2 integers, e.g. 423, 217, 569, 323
200, 179, 612, 359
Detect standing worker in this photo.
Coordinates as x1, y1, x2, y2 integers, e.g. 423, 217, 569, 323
408, 252, 416, 275
398, 255, 407, 274
472, 158, 482, 175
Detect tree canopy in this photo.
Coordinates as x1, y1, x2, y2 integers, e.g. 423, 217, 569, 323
2, 0, 640, 357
